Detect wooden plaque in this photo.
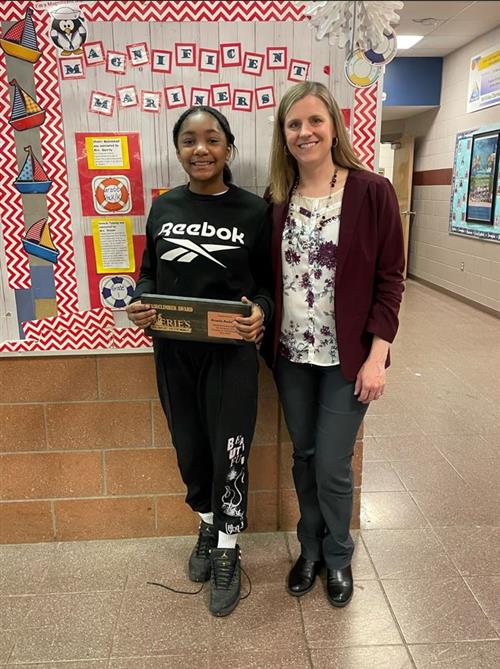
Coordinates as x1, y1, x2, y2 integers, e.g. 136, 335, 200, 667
140, 293, 251, 343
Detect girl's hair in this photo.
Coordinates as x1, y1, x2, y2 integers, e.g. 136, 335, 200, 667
267, 81, 366, 203
172, 106, 236, 185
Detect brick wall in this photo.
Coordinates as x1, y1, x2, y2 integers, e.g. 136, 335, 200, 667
0, 354, 363, 543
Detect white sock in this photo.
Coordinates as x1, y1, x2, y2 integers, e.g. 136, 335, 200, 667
198, 512, 214, 525
217, 531, 237, 549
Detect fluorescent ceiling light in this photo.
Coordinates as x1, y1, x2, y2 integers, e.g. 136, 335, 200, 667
397, 35, 424, 50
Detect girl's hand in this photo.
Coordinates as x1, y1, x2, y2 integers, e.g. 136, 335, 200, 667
354, 358, 386, 403
234, 296, 264, 342
126, 302, 157, 330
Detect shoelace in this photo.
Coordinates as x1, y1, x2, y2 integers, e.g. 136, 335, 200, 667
212, 552, 237, 590
195, 530, 215, 559
147, 564, 252, 600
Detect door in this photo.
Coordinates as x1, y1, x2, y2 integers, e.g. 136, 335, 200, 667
391, 136, 415, 279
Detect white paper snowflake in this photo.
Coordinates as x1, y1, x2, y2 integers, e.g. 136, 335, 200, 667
297, 1, 404, 52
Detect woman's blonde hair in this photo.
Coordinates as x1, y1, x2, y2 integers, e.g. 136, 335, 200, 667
267, 81, 366, 203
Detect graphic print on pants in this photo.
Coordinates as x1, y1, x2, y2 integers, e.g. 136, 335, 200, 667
222, 434, 245, 533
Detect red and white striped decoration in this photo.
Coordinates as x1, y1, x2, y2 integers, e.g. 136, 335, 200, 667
0, 326, 152, 353
112, 327, 153, 349
0, 3, 32, 289
352, 83, 379, 171
23, 307, 114, 340
33, 8, 79, 314
82, 1, 305, 22
0, 339, 44, 354
36, 327, 114, 351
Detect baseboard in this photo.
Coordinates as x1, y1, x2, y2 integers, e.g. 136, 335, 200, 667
408, 274, 500, 319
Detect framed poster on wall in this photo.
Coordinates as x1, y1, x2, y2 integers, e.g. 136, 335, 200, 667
466, 131, 499, 224
467, 46, 500, 114
450, 123, 500, 243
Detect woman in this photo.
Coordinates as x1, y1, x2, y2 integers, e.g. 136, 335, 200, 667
264, 82, 404, 607
127, 106, 272, 617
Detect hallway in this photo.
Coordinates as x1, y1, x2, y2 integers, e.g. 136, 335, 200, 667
1, 280, 499, 667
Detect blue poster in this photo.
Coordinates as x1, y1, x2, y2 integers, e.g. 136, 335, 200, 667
450, 124, 500, 243
466, 132, 498, 223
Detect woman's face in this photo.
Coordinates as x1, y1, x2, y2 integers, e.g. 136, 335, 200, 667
283, 94, 336, 169
176, 111, 230, 186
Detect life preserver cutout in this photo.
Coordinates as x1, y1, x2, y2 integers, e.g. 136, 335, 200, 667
92, 175, 131, 213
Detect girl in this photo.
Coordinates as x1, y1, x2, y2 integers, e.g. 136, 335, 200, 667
127, 106, 272, 617
264, 82, 404, 607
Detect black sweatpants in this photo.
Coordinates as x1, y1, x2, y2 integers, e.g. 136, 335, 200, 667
275, 356, 368, 569
154, 339, 258, 535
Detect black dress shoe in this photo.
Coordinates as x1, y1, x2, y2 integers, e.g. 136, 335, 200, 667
287, 555, 323, 596
326, 565, 353, 607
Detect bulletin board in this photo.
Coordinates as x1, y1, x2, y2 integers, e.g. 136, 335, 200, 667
449, 123, 500, 243
0, 0, 380, 355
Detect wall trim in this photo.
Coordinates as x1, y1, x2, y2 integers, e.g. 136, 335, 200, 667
413, 168, 452, 186
408, 274, 500, 319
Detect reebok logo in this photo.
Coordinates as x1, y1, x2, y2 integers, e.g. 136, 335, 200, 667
158, 221, 244, 268
160, 238, 237, 268
159, 221, 245, 245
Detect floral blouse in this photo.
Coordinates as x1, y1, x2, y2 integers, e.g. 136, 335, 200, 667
280, 188, 344, 366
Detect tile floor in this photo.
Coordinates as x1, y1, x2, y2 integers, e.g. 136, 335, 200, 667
1, 280, 499, 668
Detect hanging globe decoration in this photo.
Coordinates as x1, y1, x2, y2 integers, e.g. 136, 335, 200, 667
344, 49, 382, 87
363, 30, 398, 66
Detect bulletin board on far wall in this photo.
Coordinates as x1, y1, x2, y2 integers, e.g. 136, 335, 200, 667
0, 0, 380, 356
449, 123, 500, 243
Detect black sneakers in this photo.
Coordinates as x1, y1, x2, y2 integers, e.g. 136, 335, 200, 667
188, 521, 217, 582
188, 525, 243, 616
209, 546, 241, 617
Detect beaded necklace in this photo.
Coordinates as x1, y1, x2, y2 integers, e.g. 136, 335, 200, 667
289, 166, 339, 231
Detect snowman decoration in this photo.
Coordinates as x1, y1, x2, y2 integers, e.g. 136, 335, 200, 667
50, 5, 87, 56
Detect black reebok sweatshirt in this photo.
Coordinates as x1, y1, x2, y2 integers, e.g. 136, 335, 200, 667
133, 184, 273, 322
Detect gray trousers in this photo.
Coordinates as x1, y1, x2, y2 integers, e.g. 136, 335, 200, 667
275, 356, 368, 569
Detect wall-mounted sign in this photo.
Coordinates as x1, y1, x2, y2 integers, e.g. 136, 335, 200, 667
467, 46, 500, 114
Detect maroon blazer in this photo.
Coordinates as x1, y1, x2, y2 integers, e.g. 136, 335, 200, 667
264, 169, 405, 381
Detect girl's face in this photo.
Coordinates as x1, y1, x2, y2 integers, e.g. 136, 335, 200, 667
283, 94, 336, 169
176, 112, 231, 189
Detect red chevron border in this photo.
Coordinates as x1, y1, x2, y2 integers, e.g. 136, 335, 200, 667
37, 328, 114, 350
112, 327, 153, 349
23, 307, 114, 340
0, 325, 152, 353
0, 339, 43, 353
0, 1, 29, 21
0, 30, 32, 289
0, 328, 112, 352
352, 83, 378, 171
81, 1, 306, 22
33, 8, 79, 315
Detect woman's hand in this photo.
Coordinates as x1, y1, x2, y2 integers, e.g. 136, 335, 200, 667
354, 358, 386, 403
234, 296, 265, 342
126, 301, 157, 330
354, 336, 390, 403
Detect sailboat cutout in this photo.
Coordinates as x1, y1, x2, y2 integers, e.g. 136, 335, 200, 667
14, 146, 52, 194
9, 79, 45, 131
0, 7, 42, 63
22, 218, 59, 264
